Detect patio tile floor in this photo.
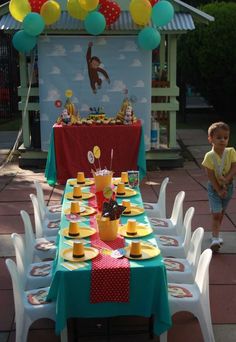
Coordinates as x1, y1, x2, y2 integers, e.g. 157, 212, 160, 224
1, 128, 236, 341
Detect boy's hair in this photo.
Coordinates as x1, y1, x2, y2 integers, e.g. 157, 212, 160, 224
208, 121, 230, 137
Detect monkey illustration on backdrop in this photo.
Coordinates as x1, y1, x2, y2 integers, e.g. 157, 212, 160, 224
87, 42, 110, 94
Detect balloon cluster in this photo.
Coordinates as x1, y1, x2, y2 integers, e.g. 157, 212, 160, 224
10, 0, 61, 53
67, 0, 121, 36
130, 0, 175, 50
9, 0, 174, 52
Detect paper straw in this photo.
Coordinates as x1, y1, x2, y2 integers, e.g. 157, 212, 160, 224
110, 148, 113, 171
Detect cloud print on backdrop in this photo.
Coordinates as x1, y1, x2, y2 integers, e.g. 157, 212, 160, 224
134, 80, 145, 88
101, 95, 110, 102
96, 38, 107, 45
73, 97, 79, 104
118, 54, 125, 60
140, 97, 148, 103
47, 45, 66, 56
73, 72, 85, 81
120, 41, 138, 52
49, 66, 61, 75
108, 80, 127, 92
71, 45, 82, 53
44, 89, 60, 102
81, 104, 90, 112
130, 59, 142, 67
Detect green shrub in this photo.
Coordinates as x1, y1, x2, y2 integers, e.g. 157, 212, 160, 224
178, 2, 236, 118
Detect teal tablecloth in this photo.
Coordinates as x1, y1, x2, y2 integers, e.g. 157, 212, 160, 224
47, 181, 171, 336
45, 125, 147, 186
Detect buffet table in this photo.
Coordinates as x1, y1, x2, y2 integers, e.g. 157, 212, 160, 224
45, 120, 146, 185
47, 179, 171, 338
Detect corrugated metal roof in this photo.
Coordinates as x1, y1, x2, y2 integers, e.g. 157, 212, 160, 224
0, 11, 194, 32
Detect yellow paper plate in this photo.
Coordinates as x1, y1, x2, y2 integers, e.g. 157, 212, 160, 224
64, 205, 96, 216
122, 206, 144, 217
119, 224, 153, 238
113, 178, 129, 186
115, 188, 137, 198
61, 247, 99, 262
65, 192, 95, 200
68, 179, 95, 187
124, 244, 160, 260
61, 226, 96, 239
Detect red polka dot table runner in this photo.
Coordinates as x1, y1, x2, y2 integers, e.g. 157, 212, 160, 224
88, 196, 130, 304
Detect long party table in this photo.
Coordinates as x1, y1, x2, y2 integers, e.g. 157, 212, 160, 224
45, 120, 146, 185
47, 179, 171, 337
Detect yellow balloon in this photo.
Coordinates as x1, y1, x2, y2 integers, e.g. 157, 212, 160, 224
129, 0, 152, 26
40, 0, 61, 26
9, 0, 31, 23
79, 0, 99, 12
67, 0, 88, 20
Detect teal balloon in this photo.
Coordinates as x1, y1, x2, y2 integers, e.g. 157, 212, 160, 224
84, 12, 106, 36
152, 0, 174, 27
138, 27, 161, 50
23, 13, 45, 37
12, 30, 37, 53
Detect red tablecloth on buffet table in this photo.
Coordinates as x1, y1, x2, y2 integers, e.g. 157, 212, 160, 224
53, 120, 144, 184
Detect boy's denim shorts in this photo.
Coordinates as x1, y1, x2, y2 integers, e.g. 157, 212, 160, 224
207, 182, 234, 213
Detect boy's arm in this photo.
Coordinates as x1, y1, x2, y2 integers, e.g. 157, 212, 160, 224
205, 167, 227, 198
205, 167, 222, 193
224, 162, 236, 184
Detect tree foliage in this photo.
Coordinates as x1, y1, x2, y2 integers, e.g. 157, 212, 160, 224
178, 2, 236, 117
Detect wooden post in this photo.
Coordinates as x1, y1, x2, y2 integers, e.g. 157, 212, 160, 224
19, 53, 30, 148
168, 34, 178, 148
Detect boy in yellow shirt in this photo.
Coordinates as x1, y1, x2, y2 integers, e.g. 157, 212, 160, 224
202, 122, 236, 252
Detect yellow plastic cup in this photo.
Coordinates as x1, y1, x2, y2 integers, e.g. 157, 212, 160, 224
122, 199, 131, 214
73, 241, 85, 258
70, 201, 80, 214
121, 172, 128, 184
73, 185, 82, 198
126, 219, 137, 236
130, 241, 142, 258
117, 182, 125, 195
68, 221, 80, 236
77, 172, 85, 184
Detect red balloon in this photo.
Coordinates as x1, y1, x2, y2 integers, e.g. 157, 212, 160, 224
99, 1, 121, 26
28, 0, 48, 13
150, 0, 159, 6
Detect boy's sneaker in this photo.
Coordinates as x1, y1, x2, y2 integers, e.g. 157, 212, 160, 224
210, 238, 221, 252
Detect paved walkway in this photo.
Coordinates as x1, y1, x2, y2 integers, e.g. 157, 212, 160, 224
0, 129, 236, 341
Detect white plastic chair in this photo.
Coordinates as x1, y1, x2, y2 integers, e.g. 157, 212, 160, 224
34, 180, 62, 221
5, 258, 56, 342
149, 191, 185, 236
20, 210, 57, 263
155, 206, 194, 258
160, 249, 215, 342
11, 232, 53, 290
30, 193, 60, 238
163, 227, 204, 284
143, 177, 169, 218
